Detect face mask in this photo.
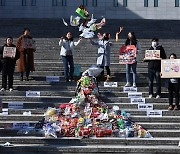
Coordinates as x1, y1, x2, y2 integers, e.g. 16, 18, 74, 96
152, 42, 157, 47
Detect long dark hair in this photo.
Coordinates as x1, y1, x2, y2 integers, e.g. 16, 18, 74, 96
64, 32, 73, 41
125, 32, 137, 46
169, 53, 177, 59
23, 28, 30, 34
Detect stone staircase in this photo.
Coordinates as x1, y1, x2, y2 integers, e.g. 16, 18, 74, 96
0, 19, 180, 153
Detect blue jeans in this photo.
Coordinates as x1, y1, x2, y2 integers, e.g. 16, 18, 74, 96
62, 56, 74, 79
126, 62, 137, 84
148, 69, 161, 95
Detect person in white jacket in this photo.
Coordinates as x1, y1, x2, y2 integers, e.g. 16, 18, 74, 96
59, 32, 82, 82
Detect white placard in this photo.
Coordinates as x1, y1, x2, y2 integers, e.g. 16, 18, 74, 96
128, 92, 142, 98
13, 123, 29, 129
138, 104, 153, 110
46, 76, 60, 82
2, 108, 8, 115
8, 102, 24, 109
22, 38, 36, 49
3, 47, 16, 58
26, 91, 40, 97
124, 87, 137, 92
131, 98, 145, 104
147, 110, 162, 117
104, 82, 118, 87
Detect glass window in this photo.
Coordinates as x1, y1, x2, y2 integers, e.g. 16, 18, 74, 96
144, 0, 148, 7
175, 0, 179, 7
31, 0, 36, 6
123, 0, 127, 7
52, 0, 57, 6
62, 0, 66, 6
22, 0, 26, 6
0, 0, 5, 6
92, 0, 97, 7
114, 0, 118, 7
83, 0, 88, 6
154, 0, 158, 7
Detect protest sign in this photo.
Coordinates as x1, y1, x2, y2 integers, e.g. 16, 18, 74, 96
119, 45, 137, 64
144, 50, 161, 60
124, 87, 137, 92
161, 59, 180, 78
46, 76, 60, 82
128, 92, 142, 98
22, 38, 36, 49
147, 110, 162, 117
8, 102, 24, 109
2, 108, 8, 115
104, 82, 118, 87
131, 98, 145, 104
138, 104, 153, 110
26, 91, 40, 97
13, 123, 29, 129
3, 47, 16, 58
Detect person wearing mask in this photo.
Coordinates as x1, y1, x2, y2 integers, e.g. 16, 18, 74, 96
166, 53, 179, 110
124, 32, 141, 87
59, 32, 82, 82
90, 33, 112, 81
147, 37, 166, 98
16, 28, 36, 81
0, 37, 20, 91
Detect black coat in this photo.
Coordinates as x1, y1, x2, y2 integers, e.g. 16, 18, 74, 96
147, 45, 166, 72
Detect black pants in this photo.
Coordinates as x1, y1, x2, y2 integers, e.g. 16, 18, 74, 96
100, 66, 110, 76
168, 83, 179, 106
2, 61, 15, 89
148, 69, 161, 95
21, 50, 31, 78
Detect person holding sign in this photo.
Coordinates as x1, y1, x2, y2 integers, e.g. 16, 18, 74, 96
124, 32, 141, 87
59, 32, 82, 82
147, 38, 166, 98
89, 33, 112, 81
16, 28, 36, 81
0, 37, 20, 91
166, 53, 179, 110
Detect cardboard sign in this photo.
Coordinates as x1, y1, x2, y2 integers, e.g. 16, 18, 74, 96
13, 123, 29, 129
26, 91, 40, 97
3, 47, 16, 58
144, 50, 161, 60
128, 92, 142, 98
22, 38, 36, 49
8, 102, 23, 109
161, 59, 180, 78
104, 82, 118, 87
124, 87, 137, 92
147, 110, 162, 117
46, 76, 60, 82
2, 108, 8, 115
119, 45, 137, 64
131, 98, 145, 104
138, 104, 153, 110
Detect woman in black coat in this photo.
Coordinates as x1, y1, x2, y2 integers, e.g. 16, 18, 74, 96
0, 37, 20, 91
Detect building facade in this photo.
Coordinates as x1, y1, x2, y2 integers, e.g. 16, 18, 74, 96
0, 0, 180, 19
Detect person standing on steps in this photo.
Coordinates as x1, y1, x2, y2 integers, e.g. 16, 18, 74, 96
147, 37, 166, 99
0, 37, 20, 91
59, 32, 82, 82
16, 28, 36, 81
89, 33, 112, 82
166, 53, 179, 110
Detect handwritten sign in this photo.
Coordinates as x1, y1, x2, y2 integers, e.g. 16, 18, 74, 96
119, 45, 137, 64
22, 38, 36, 49
2, 108, 8, 115
147, 110, 162, 117
161, 59, 180, 78
46, 76, 60, 82
131, 98, 145, 104
3, 47, 16, 58
124, 87, 137, 92
144, 50, 161, 60
104, 82, 118, 87
26, 91, 40, 97
8, 102, 23, 109
138, 104, 153, 110
128, 92, 142, 98
13, 123, 29, 129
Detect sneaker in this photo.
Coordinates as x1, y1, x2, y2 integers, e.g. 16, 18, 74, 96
133, 83, 136, 88
168, 105, 173, 110
9, 88, 13, 92
174, 106, 179, 110
156, 95, 160, 99
0, 88, 5, 91
149, 94, 153, 98
125, 82, 131, 87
